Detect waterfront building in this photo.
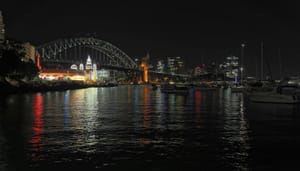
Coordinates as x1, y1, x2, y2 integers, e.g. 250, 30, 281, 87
92, 63, 97, 81
85, 55, 92, 70
220, 56, 240, 79
70, 64, 78, 70
85, 55, 96, 81
79, 63, 84, 71
97, 69, 110, 81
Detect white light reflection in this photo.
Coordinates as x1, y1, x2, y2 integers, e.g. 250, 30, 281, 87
222, 89, 250, 169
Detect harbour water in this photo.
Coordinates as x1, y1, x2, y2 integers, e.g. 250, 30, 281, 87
0, 85, 299, 170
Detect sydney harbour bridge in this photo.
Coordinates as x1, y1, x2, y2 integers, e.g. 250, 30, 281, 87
36, 37, 189, 83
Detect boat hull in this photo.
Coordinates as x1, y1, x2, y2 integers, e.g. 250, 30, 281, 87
160, 84, 189, 95
249, 92, 300, 104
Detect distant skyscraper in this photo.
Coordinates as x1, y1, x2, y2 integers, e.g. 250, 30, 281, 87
167, 56, 185, 75
0, 11, 5, 44
156, 60, 165, 73
175, 56, 185, 74
167, 57, 176, 75
222, 56, 240, 79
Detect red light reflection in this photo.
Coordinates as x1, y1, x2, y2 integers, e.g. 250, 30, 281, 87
195, 91, 202, 128
30, 94, 44, 160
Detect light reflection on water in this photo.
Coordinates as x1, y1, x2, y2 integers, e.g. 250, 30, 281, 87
0, 85, 300, 170
31, 93, 44, 161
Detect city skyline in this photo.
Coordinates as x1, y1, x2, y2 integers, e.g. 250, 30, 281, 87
2, 1, 300, 78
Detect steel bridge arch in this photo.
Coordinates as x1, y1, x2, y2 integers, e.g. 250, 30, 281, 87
37, 37, 139, 69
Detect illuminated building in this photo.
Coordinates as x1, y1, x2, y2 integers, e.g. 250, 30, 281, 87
167, 57, 176, 75
97, 69, 110, 81
92, 63, 97, 81
176, 56, 185, 74
79, 64, 84, 70
221, 56, 240, 79
39, 69, 85, 81
156, 60, 165, 73
167, 56, 184, 75
70, 64, 78, 70
85, 55, 93, 81
85, 55, 92, 70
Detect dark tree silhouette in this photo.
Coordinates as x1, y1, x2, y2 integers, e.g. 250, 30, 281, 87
0, 43, 39, 79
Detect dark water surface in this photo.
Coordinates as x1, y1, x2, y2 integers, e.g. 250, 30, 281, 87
0, 85, 300, 170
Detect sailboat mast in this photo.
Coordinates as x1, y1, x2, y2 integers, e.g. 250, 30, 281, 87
241, 43, 245, 84
278, 48, 282, 80
260, 42, 264, 80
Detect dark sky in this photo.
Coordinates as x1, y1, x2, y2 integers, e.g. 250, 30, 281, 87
2, 0, 300, 78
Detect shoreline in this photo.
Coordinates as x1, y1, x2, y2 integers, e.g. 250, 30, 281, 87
0, 79, 92, 94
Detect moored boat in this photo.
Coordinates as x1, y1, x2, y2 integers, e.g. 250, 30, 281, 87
160, 83, 189, 95
249, 91, 300, 104
193, 86, 219, 91
231, 85, 246, 93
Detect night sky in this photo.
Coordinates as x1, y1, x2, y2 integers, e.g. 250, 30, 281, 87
2, 1, 300, 78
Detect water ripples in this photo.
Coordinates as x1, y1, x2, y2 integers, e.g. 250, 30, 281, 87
1, 85, 300, 170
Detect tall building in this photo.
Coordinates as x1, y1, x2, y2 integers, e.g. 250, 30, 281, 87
175, 56, 185, 74
167, 56, 185, 75
0, 10, 4, 44
167, 57, 176, 75
85, 55, 93, 81
156, 60, 165, 73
